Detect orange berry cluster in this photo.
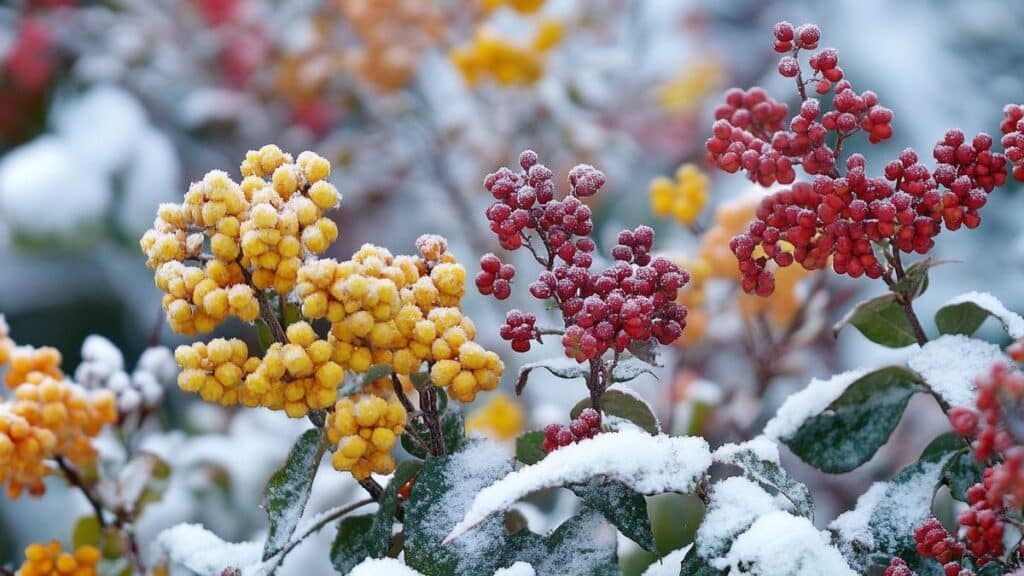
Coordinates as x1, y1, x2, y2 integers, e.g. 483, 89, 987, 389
17, 541, 101, 576
327, 391, 407, 480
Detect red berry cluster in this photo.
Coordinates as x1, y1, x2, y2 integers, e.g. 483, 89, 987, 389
476, 253, 516, 300
478, 151, 688, 361
500, 309, 536, 353
914, 517, 966, 566
946, 362, 1024, 567
882, 558, 915, 576
542, 408, 601, 452
999, 104, 1024, 182
718, 21, 1018, 295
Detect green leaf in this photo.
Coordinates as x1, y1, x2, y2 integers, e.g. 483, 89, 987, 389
717, 445, 813, 519
833, 294, 919, 348
610, 357, 657, 383
262, 428, 326, 561
331, 461, 420, 573
570, 478, 657, 553
893, 257, 932, 301
678, 545, 727, 576
515, 358, 587, 395
72, 516, 101, 549
571, 389, 660, 435
256, 320, 273, 352
861, 433, 964, 568
515, 431, 547, 465
783, 367, 922, 473
339, 363, 393, 396
526, 507, 619, 575
934, 302, 989, 336
943, 450, 984, 502
281, 301, 303, 326
402, 405, 465, 458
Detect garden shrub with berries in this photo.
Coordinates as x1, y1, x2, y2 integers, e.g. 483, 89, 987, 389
5, 15, 1024, 576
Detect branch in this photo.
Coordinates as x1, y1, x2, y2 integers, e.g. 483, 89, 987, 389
240, 267, 286, 343
420, 386, 446, 457
56, 457, 106, 528
267, 498, 374, 573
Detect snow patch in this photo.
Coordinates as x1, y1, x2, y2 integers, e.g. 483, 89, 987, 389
942, 291, 1024, 338
446, 431, 711, 543
640, 546, 690, 576
714, 435, 780, 465
713, 511, 856, 575
763, 369, 869, 440
908, 334, 1005, 408
152, 523, 261, 575
493, 561, 536, 576
696, 477, 779, 559
348, 558, 425, 576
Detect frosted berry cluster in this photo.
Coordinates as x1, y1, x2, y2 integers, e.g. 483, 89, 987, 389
710, 21, 1021, 295
478, 151, 688, 361
541, 408, 601, 452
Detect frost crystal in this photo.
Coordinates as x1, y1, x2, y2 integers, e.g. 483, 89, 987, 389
349, 558, 426, 576
908, 334, 1006, 408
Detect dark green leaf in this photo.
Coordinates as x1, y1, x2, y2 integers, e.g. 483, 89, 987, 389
515, 431, 547, 465
833, 294, 918, 347
934, 302, 989, 336
526, 507, 619, 575
571, 478, 657, 553
402, 405, 464, 458
893, 257, 932, 301
262, 428, 326, 561
331, 461, 420, 573
515, 359, 587, 395
678, 544, 727, 576
571, 389, 660, 435
256, 320, 273, 352
784, 366, 922, 473
943, 450, 983, 502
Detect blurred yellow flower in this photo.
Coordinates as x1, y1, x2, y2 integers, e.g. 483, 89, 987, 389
650, 163, 710, 225
451, 21, 563, 87
466, 392, 524, 440
656, 59, 722, 113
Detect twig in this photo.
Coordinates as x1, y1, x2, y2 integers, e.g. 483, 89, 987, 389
389, 375, 431, 454
359, 478, 385, 500
420, 387, 447, 456
56, 457, 106, 528
268, 498, 374, 573
241, 267, 286, 343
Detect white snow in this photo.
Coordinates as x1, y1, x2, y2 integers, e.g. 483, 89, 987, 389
695, 477, 779, 559
53, 84, 148, 173
713, 436, 780, 465
81, 334, 125, 372
348, 558, 425, 576
120, 127, 181, 234
493, 562, 536, 576
828, 482, 886, 559
445, 431, 711, 543
640, 546, 690, 576
152, 523, 261, 576
763, 369, 869, 440
908, 334, 1006, 408
941, 291, 1024, 339
713, 511, 856, 576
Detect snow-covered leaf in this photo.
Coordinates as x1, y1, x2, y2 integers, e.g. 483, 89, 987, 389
695, 477, 779, 561
515, 431, 547, 465
833, 293, 918, 348
525, 507, 619, 575
677, 545, 726, 576
610, 357, 657, 383
713, 511, 856, 575
347, 557, 426, 576
830, 433, 965, 571
768, 367, 922, 473
154, 524, 260, 576
908, 334, 1006, 409
935, 291, 1024, 339
713, 437, 813, 519
331, 460, 421, 573
943, 449, 984, 502
445, 430, 711, 543
261, 428, 326, 561
571, 389, 660, 435
515, 358, 586, 395
570, 478, 657, 553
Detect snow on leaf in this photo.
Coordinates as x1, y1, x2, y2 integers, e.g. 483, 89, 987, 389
712, 511, 856, 576
569, 477, 657, 552
763, 369, 869, 441
696, 477, 779, 560
908, 334, 1006, 409
639, 545, 689, 576
829, 433, 964, 571
349, 557, 427, 576
515, 358, 587, 395
713, 437, 813, 519
445, 430, 711, 544
153, 524, 261, 576
609, 357, 657, 383
494, 562, 536, 576
261, 428, 325, 560
527, 507, 619, 576
935, 291, 1024, 339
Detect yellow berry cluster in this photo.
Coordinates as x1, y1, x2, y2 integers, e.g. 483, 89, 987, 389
5, 345, 62, 389
466, 392, 524, 441
426, 316, 503, 403
327, 391, 407, 480
140, 145, 340, 335
0, 314, 13, 365
650, 163, 710, 225
450, 21, 563, 87
175, 338, 259, 407
243, 322, 344, 418
17, 541, 101, 576
0, 375, 116, 498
